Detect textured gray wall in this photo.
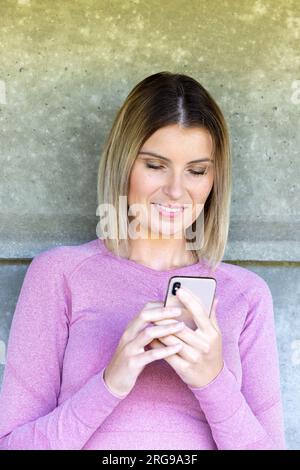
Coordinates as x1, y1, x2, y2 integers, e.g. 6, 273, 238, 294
0, 0, 299, 449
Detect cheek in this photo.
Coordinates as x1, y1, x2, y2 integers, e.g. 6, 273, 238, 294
128, 167, 157, 201
191, 176, 214, 204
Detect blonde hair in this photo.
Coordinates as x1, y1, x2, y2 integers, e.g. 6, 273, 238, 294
97, 71, 232, 273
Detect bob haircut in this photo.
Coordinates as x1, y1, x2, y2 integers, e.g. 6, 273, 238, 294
97, 71, 232, 273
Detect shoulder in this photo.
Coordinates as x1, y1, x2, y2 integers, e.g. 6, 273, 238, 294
215, 261, 273, 305
28, 238, 102, 280
214, 262, 275, 334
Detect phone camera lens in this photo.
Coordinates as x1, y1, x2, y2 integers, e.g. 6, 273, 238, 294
172, 282, 181, 295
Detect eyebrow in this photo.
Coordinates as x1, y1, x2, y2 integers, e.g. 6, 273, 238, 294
138, 151, 213, 164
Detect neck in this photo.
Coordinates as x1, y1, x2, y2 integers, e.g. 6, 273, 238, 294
125, 238, 198, 271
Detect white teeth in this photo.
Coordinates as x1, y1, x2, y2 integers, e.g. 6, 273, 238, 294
155, 204, 183, 213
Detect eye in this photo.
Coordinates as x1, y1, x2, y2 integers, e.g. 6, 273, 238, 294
189, 169, 208, 176
146, 163, 164, 170
145, 162, 208, 176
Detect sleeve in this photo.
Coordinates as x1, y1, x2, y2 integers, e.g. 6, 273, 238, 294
187, 278, 287, 450
0, 250, 126, 450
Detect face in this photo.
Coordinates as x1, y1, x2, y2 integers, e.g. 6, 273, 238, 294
127, 124, 214, 241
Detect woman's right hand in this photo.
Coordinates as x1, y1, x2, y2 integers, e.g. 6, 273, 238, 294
103, 302, 185, 398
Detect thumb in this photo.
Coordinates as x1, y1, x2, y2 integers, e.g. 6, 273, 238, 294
147, 301, 164, 307
210, 298, 219, 330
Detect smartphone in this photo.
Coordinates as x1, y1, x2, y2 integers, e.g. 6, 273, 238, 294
156, 276, 217, 331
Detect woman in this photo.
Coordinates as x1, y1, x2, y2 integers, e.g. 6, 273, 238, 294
0, 72, 286, 450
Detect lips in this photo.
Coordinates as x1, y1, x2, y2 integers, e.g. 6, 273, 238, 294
151, 203, 186, 209
151, 203, 186, 217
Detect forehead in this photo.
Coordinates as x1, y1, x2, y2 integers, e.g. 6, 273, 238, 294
140, 125, 213, 159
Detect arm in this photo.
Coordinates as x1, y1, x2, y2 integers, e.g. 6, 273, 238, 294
187, 279, 287, 450
0, 250, 125, 450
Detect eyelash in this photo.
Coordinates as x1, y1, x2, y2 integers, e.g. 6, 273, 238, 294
145, 163, 208, 176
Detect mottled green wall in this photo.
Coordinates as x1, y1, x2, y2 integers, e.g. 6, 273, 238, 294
0, 0, 299, 449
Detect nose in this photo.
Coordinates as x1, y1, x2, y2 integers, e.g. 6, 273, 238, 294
162, 172, 185, 201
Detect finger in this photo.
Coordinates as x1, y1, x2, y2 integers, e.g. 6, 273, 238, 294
150, 339, 188, 369
169, 324, 210, 349
124, 306, 182, 343
155, 319, 210, 346
153, 306, 188, 326
154, 320, 201, 345
158, 325, 210, 354
146, 301, 164, 307
133, 321, 185, 352
175, 286, 211, 331
137, 342, 184, 368
149, 339, 186, 365
210, 298, 220, 331
156, 334, 207, 362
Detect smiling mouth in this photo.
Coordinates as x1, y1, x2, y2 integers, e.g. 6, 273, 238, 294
151, 203, 186, 216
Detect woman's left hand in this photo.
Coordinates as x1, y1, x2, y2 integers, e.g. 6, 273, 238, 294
148, 286, 224, 388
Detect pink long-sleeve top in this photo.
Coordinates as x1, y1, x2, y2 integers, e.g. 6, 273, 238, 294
0, 238, 286, 450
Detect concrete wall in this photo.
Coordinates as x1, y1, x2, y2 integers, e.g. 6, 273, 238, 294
0, 0, 299, 449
